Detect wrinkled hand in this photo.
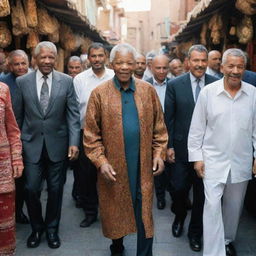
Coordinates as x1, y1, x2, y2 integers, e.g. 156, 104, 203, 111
13, 165, 23, 178
68, 146, 79, 161
152, 157, 165, 176
166, 148, 175, 163
194, 161, 205, 178
100, 163, 116, 182
253, 159, 256, 176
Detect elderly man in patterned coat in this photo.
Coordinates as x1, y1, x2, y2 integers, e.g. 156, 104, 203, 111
84, 43, 168, 256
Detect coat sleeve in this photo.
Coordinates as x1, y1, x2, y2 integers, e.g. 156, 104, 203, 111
66, 78, 80, 147
152, 88, 168, 160
4, 84, 23, 167
164, 81, 175, 148
83, 90, 108, 169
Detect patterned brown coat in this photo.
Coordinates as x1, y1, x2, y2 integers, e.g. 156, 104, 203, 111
84, 78, 168, 239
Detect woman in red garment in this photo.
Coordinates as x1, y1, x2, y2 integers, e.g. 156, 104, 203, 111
0, 82, 23, 256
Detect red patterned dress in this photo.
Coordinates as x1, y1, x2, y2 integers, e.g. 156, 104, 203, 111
0, 82, 23, 256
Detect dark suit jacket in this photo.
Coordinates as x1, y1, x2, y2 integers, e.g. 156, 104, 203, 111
164, 72, 217, 162
16, 70, 80, 163
243, 70, 256, 86
0, 72, 22, 128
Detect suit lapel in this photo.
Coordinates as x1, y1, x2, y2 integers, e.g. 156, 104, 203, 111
45, 70, 61, 116
183, 73, 195, 108
28, 71, 44, 116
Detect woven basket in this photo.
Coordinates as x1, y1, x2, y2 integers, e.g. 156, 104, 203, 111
11, 0, 29, 36
0, 0, 10, 17
23, 0, 38, 28
0, 21, 12, 48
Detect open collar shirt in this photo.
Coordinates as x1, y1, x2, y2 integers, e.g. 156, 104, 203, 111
74, 67, 114, 128
188, 78, 256, 183
152, 77, 167, 112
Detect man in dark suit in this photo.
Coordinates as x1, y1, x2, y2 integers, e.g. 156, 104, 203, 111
164, 45, 217, 252
146, 54, 170, 210
0, 50, 29, 224
16, 41, 80, 249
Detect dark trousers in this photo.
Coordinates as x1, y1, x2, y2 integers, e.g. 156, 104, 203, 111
74, 130, 98, 217
24, 144, 67, 234
169, 161, 204, 238
154, 171, 166, 202
15, 175, 26, 214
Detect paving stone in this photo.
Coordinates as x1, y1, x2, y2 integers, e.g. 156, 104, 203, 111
16, 170, 256, 255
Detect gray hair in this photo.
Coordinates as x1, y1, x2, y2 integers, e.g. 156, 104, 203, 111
68, 56, 82, 64
109, 43, 137, 63
145, 50, 156, 64
34, 41, 57, 57
188, 44, 208, 59
8, 50, 28, 64
222, 48, 247, 65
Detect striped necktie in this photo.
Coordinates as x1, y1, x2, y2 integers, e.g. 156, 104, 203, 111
195, 78, 201, 102
40, 75, 49, 114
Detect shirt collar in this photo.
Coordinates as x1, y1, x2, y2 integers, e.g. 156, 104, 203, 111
216, 78, 249, 96
37, 69, 53, 81
152, 76, 167, 86
190, 72, 205, 85
113, 76, 135, 92
88, 67, 107, 79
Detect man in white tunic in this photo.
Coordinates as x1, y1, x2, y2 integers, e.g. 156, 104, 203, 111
188, 48, 256, 256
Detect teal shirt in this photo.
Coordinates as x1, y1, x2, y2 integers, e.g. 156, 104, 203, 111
113, 76, 140, 204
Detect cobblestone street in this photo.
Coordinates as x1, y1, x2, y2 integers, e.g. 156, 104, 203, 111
16, 170, 256, 256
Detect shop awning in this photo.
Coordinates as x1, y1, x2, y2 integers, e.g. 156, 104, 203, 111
174, 0, 234, 42
38, 0, 108, 44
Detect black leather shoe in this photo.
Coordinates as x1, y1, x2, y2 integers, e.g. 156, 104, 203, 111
157, 200, 166, 210
27, 231, 44, 248
16, 211, 29, 224
172, 217, 184, 237
46, 233, 61, 249
110, 244, 124, 256
189, 237, 201, 252
226, 243, 237, 256
80, 216, 97, 228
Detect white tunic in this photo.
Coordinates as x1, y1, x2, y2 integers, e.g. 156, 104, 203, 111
188, 78, 256, 183
73, 67, 114, 128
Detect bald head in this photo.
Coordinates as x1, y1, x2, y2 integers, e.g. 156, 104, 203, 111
151, 55, 170, 83
208, 50, 221, 72
169, 58, 183, 77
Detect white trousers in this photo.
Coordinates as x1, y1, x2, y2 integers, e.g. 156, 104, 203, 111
203, 178, 248, 256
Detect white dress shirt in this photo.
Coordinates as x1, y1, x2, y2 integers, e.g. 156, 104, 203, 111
188, 79, 256, 183
36, 69, 53, 100
73, 67, 114, 128
152, 77, 167, 112
190, 73, 205, 102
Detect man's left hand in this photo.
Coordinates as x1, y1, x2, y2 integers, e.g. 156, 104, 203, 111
152, 157, 165, 176
68, 146, 79, 161
253, 159, 256, 176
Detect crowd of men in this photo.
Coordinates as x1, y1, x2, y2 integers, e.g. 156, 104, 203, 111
0, 41, 256, 256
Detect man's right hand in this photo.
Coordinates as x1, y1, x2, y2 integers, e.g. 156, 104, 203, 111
194, 161, 205, 178
100, 163, 116, 182
166, 148, 175, 163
